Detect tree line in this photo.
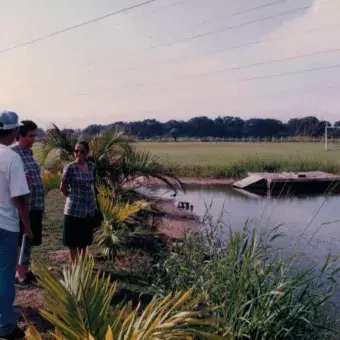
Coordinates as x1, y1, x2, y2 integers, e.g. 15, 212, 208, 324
78, 116, 340, 139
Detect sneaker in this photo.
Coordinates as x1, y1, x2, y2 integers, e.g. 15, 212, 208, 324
0, 326, 25, 339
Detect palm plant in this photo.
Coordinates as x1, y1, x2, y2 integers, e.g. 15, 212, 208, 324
95, 185, 151, 257
26, 255, 225, 339
35, 124, 183, 194
41, 169, 61, 194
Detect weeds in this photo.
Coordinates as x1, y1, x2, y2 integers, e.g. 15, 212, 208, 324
167, 155, 340, 178
150, 213, 340, 339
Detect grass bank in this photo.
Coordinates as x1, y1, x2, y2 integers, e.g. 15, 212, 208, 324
139, 142, 340, 178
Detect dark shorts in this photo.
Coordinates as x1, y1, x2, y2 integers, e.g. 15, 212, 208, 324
18, 210, 43, 247
63, 215, 94, 249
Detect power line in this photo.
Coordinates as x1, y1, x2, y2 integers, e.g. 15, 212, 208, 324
224, 63, 340, 85
81, 0, 337, 68
103, 62, 340, 101
14, 0, 337, 83
159, 0, 302, 37
99, 47, 340, 93
160, 47, 340, 83
97, 22, 340, 76
0, 0, 160, 55
147, 0, 336, 50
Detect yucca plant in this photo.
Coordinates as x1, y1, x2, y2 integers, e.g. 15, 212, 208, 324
27, 255, 225, 339
41, 169, 62, 194
95, 185, 151, 257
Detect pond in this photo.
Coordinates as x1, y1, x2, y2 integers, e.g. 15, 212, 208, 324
148, 185, 340, 269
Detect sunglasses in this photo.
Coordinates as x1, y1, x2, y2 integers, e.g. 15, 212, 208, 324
74, 149, 86, 154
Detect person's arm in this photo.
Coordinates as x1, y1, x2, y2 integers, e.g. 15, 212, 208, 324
60, 164, 72, 197
8, 154, 33, 239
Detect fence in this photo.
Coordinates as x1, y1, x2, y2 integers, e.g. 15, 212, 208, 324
139, 136, 340, 143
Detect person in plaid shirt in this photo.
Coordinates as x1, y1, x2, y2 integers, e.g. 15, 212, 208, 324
12, 120, 44, 284
60, 141, 97, 262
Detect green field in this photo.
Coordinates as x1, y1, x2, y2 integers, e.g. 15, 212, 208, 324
138, 142, 340, 178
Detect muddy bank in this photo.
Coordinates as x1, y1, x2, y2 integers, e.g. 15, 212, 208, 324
133, 176, 234, 189
151, 196, 201, 240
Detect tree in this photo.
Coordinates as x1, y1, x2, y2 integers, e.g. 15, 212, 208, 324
243, 118, 284, 138
214, 116, 244, 138
188, 116, 215, 137
286, 116, 321, 136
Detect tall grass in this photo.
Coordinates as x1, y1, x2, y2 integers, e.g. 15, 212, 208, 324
167, 155, 340, 178
150, 212, 340, 339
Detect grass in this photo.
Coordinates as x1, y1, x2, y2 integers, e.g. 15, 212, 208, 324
150, 215, 340, 339
138, 142, 340, 178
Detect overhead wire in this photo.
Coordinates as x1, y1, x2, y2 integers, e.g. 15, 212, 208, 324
102, 63, 340, 101
6, 0, 337, 88
94, 46, 340, 94
3, 0, 340, 110
0, 0, 161, 55
98, 22, 340, 77
145, 0, 337, 50
66, 0, 338, 74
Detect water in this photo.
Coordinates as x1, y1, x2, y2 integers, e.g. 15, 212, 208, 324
148, 185, 340, 268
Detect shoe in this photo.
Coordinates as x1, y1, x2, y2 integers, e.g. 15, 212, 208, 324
26, 271, 38, 283
15, 277, 29, 286
0, 326, 25, 339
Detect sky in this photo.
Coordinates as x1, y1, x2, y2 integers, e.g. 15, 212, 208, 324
0, 0, 340, 128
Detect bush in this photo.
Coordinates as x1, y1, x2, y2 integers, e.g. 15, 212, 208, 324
150, 213, 340, 339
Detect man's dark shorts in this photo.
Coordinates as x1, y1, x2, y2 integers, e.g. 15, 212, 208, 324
18, 210, 43, 247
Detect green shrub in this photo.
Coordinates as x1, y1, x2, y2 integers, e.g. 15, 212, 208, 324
150, 214, 340, 339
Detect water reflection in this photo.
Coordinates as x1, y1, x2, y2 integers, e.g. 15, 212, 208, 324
148, 185, 340, 268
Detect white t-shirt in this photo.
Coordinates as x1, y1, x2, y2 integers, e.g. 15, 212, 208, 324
0, 144, 30, 232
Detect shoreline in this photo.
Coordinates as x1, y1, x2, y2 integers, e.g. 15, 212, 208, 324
135, 177, 235, 240
180, 177, 235, 186
134, 176, 235, 189
151, 195, 201, 240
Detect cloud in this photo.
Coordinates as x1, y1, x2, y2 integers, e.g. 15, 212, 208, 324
261, 0, 340, 57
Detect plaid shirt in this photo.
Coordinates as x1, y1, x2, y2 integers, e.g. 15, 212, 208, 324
61, 161, 96, 218
12, 146, 45, 211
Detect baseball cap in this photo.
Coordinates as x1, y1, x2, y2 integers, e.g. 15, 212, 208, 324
0, 111, 22, 130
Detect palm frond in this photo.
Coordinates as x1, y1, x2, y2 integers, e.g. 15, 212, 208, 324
89, 126, 133, 161
95, 185, 149, 256
28, 255, 224, 339
121, 148, 184, 193
39, 124, 80, 163
41, 170, 61, 194
96, 185, 149, 224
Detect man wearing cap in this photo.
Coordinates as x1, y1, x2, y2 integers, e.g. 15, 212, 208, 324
0, 111, 33, 339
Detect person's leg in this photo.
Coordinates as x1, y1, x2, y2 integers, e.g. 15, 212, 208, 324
0, 229, 19, 337
18, 211, 43, 281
